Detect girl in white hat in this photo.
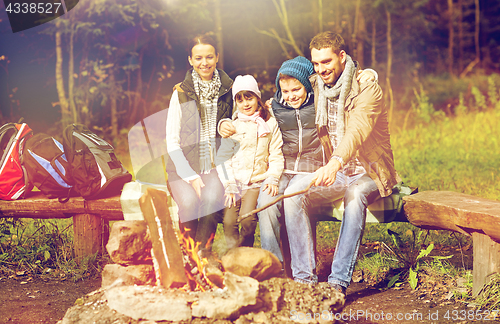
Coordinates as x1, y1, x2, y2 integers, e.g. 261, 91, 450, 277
215, 75, 284, 251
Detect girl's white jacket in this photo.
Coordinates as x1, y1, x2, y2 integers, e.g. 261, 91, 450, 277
215, 116, 284, 189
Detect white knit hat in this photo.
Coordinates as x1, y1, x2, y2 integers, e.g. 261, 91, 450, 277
232, 75, 261, 100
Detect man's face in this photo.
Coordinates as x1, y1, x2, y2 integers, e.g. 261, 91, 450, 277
310, 47, 346, 86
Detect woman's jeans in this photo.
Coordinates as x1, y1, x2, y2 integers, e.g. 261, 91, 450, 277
168, 170, 224, 252
272, 171, 379, 287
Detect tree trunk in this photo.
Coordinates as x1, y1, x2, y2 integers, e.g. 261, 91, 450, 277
318, 0, 323, 33
68, 22, 78, 123
385, 9, 394, 127
458, 0, 464, 73
448, 0, 454, 77
109, 71, 118, 138
55, 20, 70, 128
274, 0, 303, 56
371, 18, 377, 67
474, 0, 480, 62
352, 0, 362, 59
357, 11, 366, 68
312, 0, 319, 35
214, 0, 224, 69
128, 50, 144, 126
335, 0, 341, 33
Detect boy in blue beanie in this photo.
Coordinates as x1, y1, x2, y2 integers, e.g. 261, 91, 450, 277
257, 56, 324, 264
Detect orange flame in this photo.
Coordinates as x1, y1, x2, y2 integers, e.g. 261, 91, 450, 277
180, 230, 217, 291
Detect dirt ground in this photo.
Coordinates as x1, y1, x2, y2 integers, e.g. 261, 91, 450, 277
0, 244, 491, 324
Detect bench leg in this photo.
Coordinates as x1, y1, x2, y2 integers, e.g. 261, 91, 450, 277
472, 232, 500, 296
73, 213, 107, 259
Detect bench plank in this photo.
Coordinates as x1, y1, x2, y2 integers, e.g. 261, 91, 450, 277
0, 192, 123, 220
403, 191, 500, 242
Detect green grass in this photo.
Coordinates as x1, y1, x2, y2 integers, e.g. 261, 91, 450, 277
0, 218, 107, 280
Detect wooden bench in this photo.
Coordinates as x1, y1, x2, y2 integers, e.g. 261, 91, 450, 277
403, 191, 500, 296
1, 190, 498, 295
0, 192, 123, 259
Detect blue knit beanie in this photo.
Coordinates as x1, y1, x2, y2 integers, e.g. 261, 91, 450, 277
275, 56, 314, 94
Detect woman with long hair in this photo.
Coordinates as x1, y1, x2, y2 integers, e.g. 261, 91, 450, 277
166, 34, 233, 257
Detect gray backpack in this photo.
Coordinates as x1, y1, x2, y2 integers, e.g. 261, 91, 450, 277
62, 124, 131, 199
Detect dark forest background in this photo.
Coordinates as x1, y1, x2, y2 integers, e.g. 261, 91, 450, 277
1, 0, 499, 140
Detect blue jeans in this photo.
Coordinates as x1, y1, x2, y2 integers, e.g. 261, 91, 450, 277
168, 170, 224, 251
257, 173, 312, 262
284, 172, 379, 287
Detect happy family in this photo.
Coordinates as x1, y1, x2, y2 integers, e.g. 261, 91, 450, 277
165, 31, 401, 297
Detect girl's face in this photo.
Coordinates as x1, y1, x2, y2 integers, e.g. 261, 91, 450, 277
188, 44, 219, 81
236, 93, 259, 116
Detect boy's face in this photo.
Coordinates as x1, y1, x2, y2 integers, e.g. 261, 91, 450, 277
279, 77, 308, 109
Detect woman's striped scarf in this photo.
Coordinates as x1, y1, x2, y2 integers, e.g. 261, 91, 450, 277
191, 69, 221, 173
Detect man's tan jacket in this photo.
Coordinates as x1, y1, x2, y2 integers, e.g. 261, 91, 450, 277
311, 71, 401, 197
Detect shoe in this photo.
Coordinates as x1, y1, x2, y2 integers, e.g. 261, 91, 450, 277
329, 283, 347, 297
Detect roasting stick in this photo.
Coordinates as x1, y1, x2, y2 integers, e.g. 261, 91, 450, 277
236, 181, 315, 223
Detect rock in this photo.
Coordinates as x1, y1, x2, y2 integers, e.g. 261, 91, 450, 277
101, 264, 155, 288
105, 285, 192, 322
106, 221, 152, 265
191, 272, 260, 319
60, 290, 135, 324
221, 247, 282, 281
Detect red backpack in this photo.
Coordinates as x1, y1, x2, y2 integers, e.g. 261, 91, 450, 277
0, 122, 33, 200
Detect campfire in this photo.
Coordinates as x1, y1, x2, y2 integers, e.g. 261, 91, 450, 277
66, 188, 344, 323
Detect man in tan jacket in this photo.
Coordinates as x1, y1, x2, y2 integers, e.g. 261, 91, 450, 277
283, 32, 400, 296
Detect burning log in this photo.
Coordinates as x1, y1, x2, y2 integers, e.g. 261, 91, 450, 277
139, 187, 221, 291
139, 188, 187, 288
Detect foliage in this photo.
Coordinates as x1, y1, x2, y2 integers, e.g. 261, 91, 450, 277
471, 86, 486, 111
380, 227, 454, 290
392, 108, 500, 201
410, 84, 444, 123
475, 273, 500, 310
356, 250, 401, 284
0, 218, 105, 281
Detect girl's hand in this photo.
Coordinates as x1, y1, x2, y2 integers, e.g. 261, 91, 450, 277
189, 177, 205, 198
224, 193, 238, 208
263, 183, 279, 196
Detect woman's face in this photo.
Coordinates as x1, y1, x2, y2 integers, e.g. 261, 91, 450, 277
236, 93, 259, 116
189, 44, 219, 81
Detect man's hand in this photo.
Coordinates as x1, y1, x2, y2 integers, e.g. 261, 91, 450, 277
263, 183, 279, 196
357, 69, 376, 83
189, 177, 205, 198
312, 159, 342, 187
219, 121, 236, 138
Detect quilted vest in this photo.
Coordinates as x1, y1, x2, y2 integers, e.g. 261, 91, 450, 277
272, 92, 323, 173
166, 69, 233, 175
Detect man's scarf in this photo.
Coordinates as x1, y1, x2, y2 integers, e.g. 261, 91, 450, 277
315, 54, 356, 145
192, 69, 222, 173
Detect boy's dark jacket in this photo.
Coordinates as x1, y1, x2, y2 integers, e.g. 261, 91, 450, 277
272, 91, 324, 173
